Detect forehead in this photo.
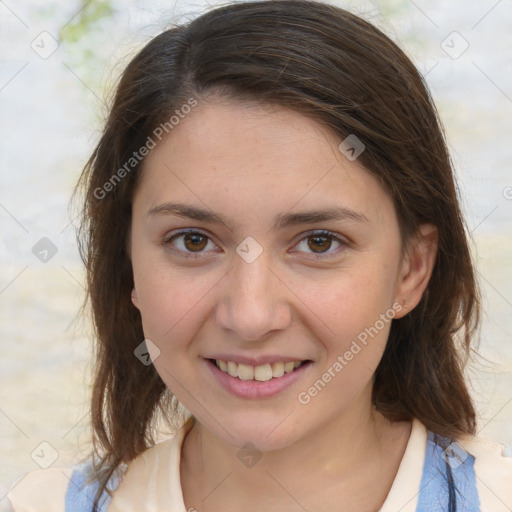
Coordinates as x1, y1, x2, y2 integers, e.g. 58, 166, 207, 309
152, 99, 337, 173
134, 100, 395, 230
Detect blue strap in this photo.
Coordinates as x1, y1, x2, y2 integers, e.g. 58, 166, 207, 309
416, 432, 480, 511
65, 461, 120, 512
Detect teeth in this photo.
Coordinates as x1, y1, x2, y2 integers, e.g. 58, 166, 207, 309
271, 362, 285, 378
215, 359, 304, 380
284, 362, 295, 373
237, 363, 254, 381
227, 361, 238, 377
254, 363, 272, 382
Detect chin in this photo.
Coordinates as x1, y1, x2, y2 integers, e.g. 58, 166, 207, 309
199, 408, 307, 452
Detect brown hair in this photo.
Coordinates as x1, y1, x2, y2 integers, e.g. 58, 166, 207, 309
73, 0, 479, 508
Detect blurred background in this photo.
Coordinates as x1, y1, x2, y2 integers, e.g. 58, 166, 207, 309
1, 0, 511, 505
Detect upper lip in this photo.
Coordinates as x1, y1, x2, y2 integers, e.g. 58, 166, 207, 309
204, 355, 309, 366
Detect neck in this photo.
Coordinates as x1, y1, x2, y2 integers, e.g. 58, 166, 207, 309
180, 395, 411, 511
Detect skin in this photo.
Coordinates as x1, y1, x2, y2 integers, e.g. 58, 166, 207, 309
130, 98, 438, 511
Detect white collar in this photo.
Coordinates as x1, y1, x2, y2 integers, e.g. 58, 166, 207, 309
109, 417, 427, 512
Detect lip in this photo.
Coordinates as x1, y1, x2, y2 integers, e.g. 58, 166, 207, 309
204, 358, 313, 399
205, 354, 306, 366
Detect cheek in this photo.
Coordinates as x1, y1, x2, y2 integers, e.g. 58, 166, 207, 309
306, 263, 397, 371
132, 255, 217, 343
308, 264, 396, 333
306, 283, 394, 410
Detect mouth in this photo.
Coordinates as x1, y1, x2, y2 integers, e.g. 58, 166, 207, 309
204, 355, 314, 398
207, 358, 312, 381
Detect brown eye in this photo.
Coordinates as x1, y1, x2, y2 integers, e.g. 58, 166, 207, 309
294, 230, 345, 258
307, 235, 333, 253
183, 233, 208, 251
165, 231, 217, 256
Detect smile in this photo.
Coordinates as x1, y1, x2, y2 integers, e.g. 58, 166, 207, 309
206, 358, 312, 399
214, 359, 305, 381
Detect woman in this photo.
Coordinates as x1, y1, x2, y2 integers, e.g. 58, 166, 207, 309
8, 1, 512, 510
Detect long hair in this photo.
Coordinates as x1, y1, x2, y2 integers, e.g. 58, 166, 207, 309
73, 1, 480, 508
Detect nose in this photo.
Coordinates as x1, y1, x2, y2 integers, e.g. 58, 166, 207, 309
215, 251, 292, 342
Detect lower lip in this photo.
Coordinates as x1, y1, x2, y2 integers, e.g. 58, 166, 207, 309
205, 359, 312, 399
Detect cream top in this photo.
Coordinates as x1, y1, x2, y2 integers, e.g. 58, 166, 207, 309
7, 418, 512, 511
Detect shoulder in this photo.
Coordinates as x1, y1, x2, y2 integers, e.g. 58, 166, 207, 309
7, 466, 75, 512
7, 418, 193, 512
107, 421, 191, 511
6, 460, 123, 512
457, 433, 512, 511
424, 428, 512, 511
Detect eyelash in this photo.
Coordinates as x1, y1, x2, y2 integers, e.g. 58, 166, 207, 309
162, 229, 347, 260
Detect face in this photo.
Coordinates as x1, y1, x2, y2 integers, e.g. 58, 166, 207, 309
130, 99, 425, 451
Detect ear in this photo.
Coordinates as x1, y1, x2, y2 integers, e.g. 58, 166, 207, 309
131, 287, 140, 309
393, 223, 438, 319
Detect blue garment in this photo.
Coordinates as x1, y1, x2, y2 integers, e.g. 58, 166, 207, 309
65, 461, 120, 512
416, 432, 479, 511
65, 431, 480, 511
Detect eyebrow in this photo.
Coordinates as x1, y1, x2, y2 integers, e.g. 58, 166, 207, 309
147, 202, 369, 232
